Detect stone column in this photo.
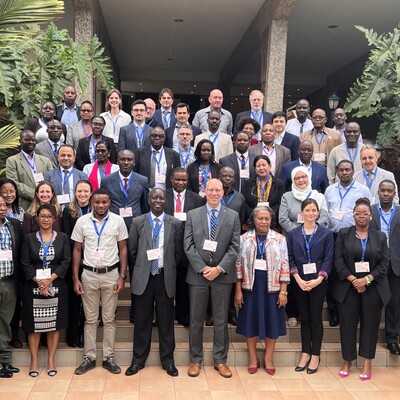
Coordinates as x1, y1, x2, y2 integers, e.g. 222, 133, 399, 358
73, 0, 94, 103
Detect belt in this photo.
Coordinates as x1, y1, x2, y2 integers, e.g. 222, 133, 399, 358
82, 264, 119, 274
0, 274, 14, 281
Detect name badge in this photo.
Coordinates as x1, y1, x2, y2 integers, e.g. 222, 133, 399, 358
33, 172, 44, 183
156, 173, 166, 184
36, 268, 51, 279
0, 250, 12, 261
372, 197, 376, 204
355, 261, 370, 273
240, 170, 249, 179
147, 248, 161, 261
303, 263, 317, 274
199, 191, 206, 197
174, 212, 187, 221
90, 250, 105, 261
314, 153, 326, 162
297, 213, 304, 223
332, 210, 344, 220
254, 259, 266, 270
119, 207, 133, 217
203, 239, 218, 252
258, 202, 269, 207
57, 194, 70, 204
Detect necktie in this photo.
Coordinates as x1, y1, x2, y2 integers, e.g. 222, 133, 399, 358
150, 218, 160, 275
240, 154, 246, 170
150, 150, 158, 187
209, 209, 217, 263
63, 169, 70, 195
300, 124, 304, 134
162, 111, 169, 129
124, 178, 128, 191
176, 193, 182, 212
53, 143, 58, 154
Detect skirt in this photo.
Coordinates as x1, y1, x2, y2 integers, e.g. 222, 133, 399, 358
236, 270, 287, 340
22, 279, 68, 333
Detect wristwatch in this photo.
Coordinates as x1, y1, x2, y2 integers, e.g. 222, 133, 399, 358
120, 274, 127, 280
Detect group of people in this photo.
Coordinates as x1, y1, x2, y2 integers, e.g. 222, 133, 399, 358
0, 86, 398, 383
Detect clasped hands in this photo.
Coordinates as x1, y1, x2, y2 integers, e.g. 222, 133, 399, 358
352, 278, 367, 293
37, 278, 52, 297
202, 266, 221, 281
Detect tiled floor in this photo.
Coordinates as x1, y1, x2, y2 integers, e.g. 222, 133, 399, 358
1, 365, 400, 400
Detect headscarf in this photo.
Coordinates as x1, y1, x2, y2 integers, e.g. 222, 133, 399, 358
291, 166, 318, 202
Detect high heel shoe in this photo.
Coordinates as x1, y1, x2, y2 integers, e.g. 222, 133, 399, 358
295, 358, 310, 372
339, 370, 350, 378
307, 357, 320, 374
265, 367, 276, 375
247, 357, 260, 374
359, 373, 371, 381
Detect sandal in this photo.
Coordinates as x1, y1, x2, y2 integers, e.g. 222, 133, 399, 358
29, 370, 39, 378
47, 369, 57, 377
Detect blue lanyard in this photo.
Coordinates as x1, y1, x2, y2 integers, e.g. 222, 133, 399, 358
82, 121, 91, 137
345, 143, 358, 163
148, 213, 165, 241
112, 115, 120, 134
221, 192, 235, 207
207, 209, 219, 234
256, 234, 266, 259
79, 205, 90, 217
48, 141, 58, 158
306, 191, 312, 199
313, 129, 324, 147
237, 154, 248, 169
134, 124, 144, 146
5, 211, 17, 219
152, 148, 164, 173
338, 180, 355, 209
363, 167, 377, 188
263, 146, 274, 157
119, 173, 134, 204
92, 216, 108, 250
90, 135, 102, 162
59, 168, 73, 194
178, 147, 193, 168
22, 152, 37, 172
40, 117, 48, 126
251, 110, 262, 124
378, 204, 396, 234
199, 164, 211, 185
98, 162, 106, 179
209, 132, 219, 144
302, 226, 316, 264
257, 175, 270, 201
39, 230, 54, 269
356, 232, 368, 262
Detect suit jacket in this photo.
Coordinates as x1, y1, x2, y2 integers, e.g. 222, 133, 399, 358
233, 110, 273, 134
164, 124, 202, 148
35, 140, 59, 168
184, 205, 240, 285
128, 213, 183, 297
248, 143, 291, 178
66, 121, 90, 150
186, 161, 222, 194
164, 188, 206, 216
56, 104, 81, 122
219, 152, 256, 194
194, 131, 233, 162
133, 145, 180, 190
371, 204, 400, 275
152, 108, 177, 130
146, 118, 163, 128
75, 135, 118, 170
333, 226, 390, 305
118, 123, 152, 153
24, 118, 67, 140
279, 160, 328, 193
6, 152, 52, 211
44, 167, 88, 196
280, 131, 300, 161
100, 171, 149, 229
4, 217, 23, 290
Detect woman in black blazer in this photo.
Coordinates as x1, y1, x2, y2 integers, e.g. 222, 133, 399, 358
186, 139, 221, 197
287, 198, 334, 374
242, 155, 285, 228
333, 197, 390, 381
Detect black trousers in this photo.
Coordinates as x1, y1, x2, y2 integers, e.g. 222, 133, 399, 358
338, 284, 383, 361
175, 261, 190, 323
293, 279, 327, 356
385, 267, 400, 344
285, 275, 299, 319
132, 272, 175, 366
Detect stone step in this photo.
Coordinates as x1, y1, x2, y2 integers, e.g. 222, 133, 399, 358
11, 342, 400, 368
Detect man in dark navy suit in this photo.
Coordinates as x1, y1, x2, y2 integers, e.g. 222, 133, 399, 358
152, 88, 176, 130
272, 111, 300, 161
279, 140, 328, 193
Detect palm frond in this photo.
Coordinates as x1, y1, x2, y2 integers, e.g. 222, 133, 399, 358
0, 123, 20, 149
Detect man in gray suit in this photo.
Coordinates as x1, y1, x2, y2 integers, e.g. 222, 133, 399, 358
184, 179, 240, 378
126, 188, 183, 377
6, 130, 52, 210
35, 119, 64, 168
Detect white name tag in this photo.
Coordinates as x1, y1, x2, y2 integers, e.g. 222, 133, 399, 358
332, 210, 344, 220
0, 250, 12, 261
240, 170, 249, 179
174, 212, 187, 221
314, 153, 326, 162
203, 239, 218, 252
258, 202, 269, 207
147, 248, 161, 261
297, 213, 304, 223
33, 172, 44, 183
254, 259, 266, 270
36, 268, 51, 279
156, 173, 166, 184
57, 194, 70, 204
355, 261, 370, 273
119, 207, 133, 217
303, 263, 317, 274
199, 191, 206, 197
90, 250, 105, 261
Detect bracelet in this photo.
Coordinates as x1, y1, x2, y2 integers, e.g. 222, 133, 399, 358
351, 277, 357, 283
365, 276, 371, 286
280, 291, 288, 296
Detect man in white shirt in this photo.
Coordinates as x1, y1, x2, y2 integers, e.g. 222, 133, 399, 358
286, 99, 314, 137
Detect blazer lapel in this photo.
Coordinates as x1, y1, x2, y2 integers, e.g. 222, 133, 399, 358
201, 206, 209, 239
144, 214, 153, 248
163, 216, 172, 248
214, 207, 227, 239
20, 153, 36, 186
389, 206, 400, 236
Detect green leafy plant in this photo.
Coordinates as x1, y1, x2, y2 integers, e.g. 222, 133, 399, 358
345, 24, 400, 144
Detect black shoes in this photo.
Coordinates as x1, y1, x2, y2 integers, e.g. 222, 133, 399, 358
163, 364, 178, 377
307, 357, 320, 374
228, 316, 238, 326
329, 314, 339, 327
125, 363, 144, 376
75, 357, 96, 375
2, 363, 19, 373
0, 366, 13, 378
295, 359, 310, 372
102, 357, 121, 374
387, 343, 400, 355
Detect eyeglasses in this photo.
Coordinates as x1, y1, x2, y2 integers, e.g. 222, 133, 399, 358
179, 133, 192, 137
1, 190, 16, 195
96, 149, 108, 153
354, 212, 371, 217
294, 175, 308, 181
81, 109, 93, 113
38, 215, 54, 220
132, 109, 146, 113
